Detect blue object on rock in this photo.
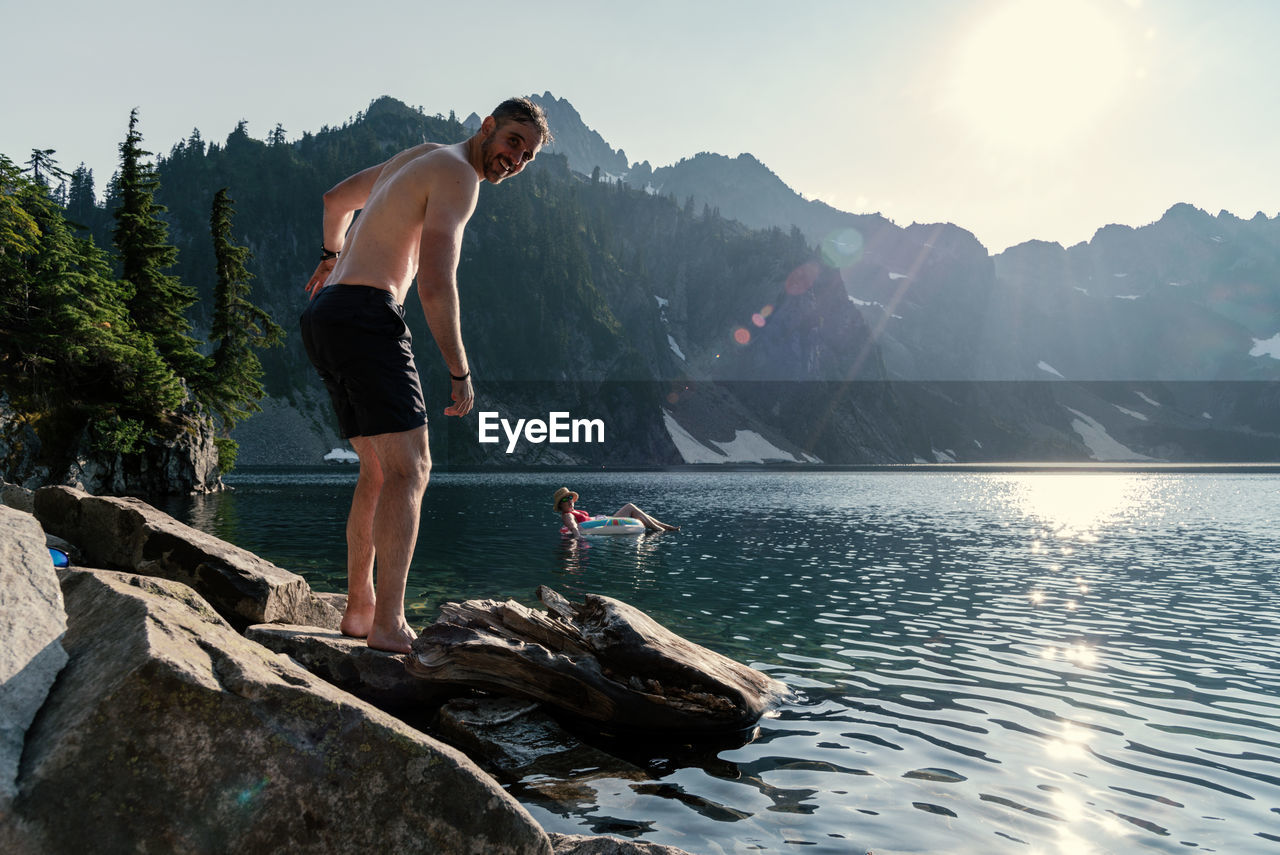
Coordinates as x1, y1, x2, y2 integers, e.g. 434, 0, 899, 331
49, 547, 69, 568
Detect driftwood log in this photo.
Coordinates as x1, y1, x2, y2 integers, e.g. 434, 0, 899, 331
406, 586, 786, 733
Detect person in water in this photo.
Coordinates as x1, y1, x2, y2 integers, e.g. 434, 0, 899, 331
300, 97, 551, 653
553, 486, 679, 535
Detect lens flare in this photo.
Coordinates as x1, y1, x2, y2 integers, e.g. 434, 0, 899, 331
785, 262, 820, 296
821, 228, 864, 268
733, 328, 751, 345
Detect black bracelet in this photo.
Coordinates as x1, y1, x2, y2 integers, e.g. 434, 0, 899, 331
320, 247, 340, 261
450, 370, 470, 382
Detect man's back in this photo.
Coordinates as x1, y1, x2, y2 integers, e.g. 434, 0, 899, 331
327, 142, 480, 304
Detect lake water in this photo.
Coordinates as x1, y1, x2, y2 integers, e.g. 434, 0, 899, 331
158, 467, 1280, 854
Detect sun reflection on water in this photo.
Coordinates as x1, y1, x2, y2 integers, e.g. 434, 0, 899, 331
1008, 471, 1162, 537
1005, 473, 1157, 537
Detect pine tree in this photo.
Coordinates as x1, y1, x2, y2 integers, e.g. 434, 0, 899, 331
24, 148, 67, 188
112, 108, 206, 382
65, 164, 98, 231
201, 187, 284, 435
0, 154, 185, 454
0, 156, 44, 350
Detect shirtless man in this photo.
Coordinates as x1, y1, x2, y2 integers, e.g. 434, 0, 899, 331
300, 97, 550, 653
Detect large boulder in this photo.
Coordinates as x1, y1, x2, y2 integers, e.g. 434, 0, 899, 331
5, 568, 553, 855
33, 485, 340, 631
0, 507, 68, 813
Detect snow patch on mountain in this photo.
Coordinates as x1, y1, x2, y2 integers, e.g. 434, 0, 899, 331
1135, 391, 1161, 407
667, 336, 686, 361
1065, 408, 1153, 461
1250, 333, 1280, 359
1114, 405, 1148, 421
661, 411, 812, 464
661, 411, 725, 463
653, 295, 685, 360
849, 295, 902, 320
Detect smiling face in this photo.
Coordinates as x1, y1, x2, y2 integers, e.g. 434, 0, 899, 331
479, 118, 542, 183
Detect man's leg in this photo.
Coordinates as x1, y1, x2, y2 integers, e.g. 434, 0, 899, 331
615, 502, 679, 532
339, 435, 382, 638
365, 424, 432, 653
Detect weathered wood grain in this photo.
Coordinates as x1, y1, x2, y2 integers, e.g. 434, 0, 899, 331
406, 586, 786, 733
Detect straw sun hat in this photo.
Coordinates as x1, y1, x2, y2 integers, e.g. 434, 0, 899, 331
552, 487, 578, 510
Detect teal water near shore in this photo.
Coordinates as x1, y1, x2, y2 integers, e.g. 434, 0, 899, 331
157, 468, 1280, 854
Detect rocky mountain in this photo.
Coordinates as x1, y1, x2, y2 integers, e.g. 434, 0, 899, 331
115, 94, 1280, 467
523, 95, 1280, 462
528, 93, 630, 180
530, 90, 889, 249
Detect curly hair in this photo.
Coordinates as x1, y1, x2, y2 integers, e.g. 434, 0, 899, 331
491, 97, 553, 146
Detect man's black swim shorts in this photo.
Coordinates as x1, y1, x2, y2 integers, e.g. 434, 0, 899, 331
300, 284, 429, 438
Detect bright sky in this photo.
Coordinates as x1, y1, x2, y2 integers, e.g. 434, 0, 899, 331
4, 0, 1277, 253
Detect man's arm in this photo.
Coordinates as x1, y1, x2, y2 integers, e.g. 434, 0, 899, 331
417, 165, 480, 417
305, 142, 445, 298
303, 162, 384, 297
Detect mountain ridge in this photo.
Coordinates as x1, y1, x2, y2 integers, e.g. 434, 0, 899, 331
38, 92, 1277, 468
530, 91, 1280, 384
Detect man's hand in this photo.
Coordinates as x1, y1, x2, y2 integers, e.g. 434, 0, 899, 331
445, 376, 474, 417
305, 257, 338, 299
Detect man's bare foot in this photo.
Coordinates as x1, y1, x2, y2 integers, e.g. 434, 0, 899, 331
340, 602, 375, 639
366, 621, 417, 654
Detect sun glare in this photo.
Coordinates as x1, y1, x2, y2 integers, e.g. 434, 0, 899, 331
1010, 473, 1149, 536
944, 0, 1129, 151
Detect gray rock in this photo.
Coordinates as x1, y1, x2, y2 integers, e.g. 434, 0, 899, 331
33, 485, 341, 631
314, 589, 348, 614
0, 397, 223, 495
0, 402, 47, 490
0, 507, 68, 811
0, 482, 34, 513
245, 623, 447, 712
62, 411, 224, 495
9, 568, 554, 855
549, 833, 697, 854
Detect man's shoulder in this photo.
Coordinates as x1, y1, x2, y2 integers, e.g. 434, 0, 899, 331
394, 144, 476, 187
406, 142, 467, 169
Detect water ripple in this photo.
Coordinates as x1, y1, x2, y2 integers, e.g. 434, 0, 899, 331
168, 469, 1280, 853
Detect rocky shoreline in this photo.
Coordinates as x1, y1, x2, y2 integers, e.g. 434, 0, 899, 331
1, 484, 695, 854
